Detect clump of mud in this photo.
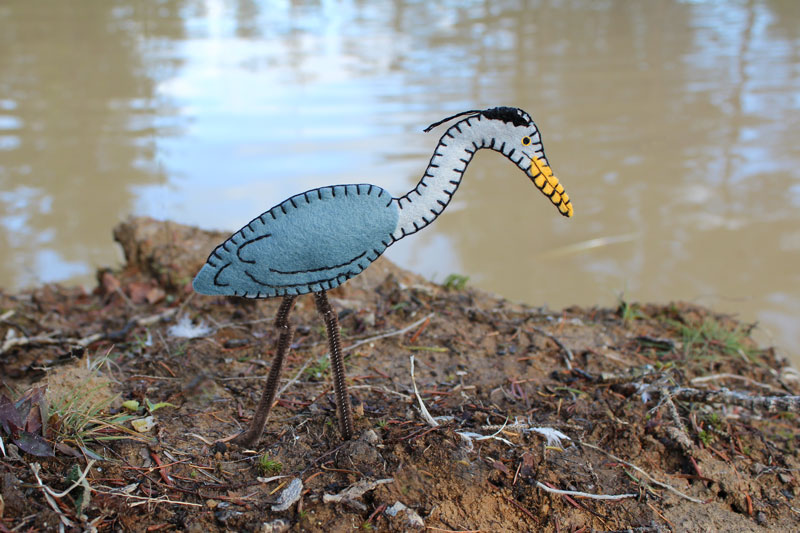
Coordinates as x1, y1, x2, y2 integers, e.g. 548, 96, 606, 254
1, 217, 798, 532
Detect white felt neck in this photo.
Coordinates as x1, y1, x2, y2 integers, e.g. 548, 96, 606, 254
392, 116, 488, 240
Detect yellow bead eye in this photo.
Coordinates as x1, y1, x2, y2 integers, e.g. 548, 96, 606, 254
522, 136, 531, 146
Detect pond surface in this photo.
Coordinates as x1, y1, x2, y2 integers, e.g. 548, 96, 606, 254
1, 0, 798, 364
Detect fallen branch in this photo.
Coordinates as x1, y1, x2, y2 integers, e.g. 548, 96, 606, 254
690, 373, 785, 394
323, 478, 394, 511
666, 386, 800, 414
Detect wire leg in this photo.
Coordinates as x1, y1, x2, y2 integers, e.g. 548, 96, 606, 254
314, 290, 355, 440
233, 294, 297, 447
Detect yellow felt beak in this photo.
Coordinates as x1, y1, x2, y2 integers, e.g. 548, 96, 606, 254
528, 156, 573, 217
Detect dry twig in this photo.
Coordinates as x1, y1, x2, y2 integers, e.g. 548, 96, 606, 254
535, 482, 637, 501
530, 327, 573, 369
581, 442, 705, 504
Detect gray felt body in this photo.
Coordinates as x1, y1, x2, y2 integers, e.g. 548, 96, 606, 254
193, 184, 399, 298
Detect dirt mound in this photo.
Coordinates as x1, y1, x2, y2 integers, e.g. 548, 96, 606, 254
1, 217, 798, 532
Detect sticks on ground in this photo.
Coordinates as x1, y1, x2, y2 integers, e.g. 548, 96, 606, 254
668, 387, 800, 414
1, 308, 178, 355
535, 481, 636, 501
623, 384, 800, 415
529, 327, 574, 369
581, 442, 705, 504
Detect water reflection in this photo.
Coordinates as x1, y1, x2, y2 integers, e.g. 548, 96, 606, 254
0, 0, 188, 286
0, 0, 798, 363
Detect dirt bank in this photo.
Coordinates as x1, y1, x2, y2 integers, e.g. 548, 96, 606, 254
1, 217, 798, 532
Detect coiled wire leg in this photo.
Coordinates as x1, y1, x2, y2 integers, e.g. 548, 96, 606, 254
233, 294, 297, 447
314, 290, 355, 440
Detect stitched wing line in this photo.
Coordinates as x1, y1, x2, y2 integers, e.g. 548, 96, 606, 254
268, 251, 368, 275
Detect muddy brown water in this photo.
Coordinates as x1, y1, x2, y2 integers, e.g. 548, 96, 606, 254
1, 0, 798, 365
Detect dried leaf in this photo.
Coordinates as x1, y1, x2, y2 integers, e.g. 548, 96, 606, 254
492, 460, 511, 476
0, 395, 23, 434
100, 271, 121, 294
13, 430, 54, 457
55, 442, 83, 458
25, 401, 43, 434
146, 286, 166, 305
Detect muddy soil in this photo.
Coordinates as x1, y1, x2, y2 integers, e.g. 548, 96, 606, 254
1, 217, 798, 532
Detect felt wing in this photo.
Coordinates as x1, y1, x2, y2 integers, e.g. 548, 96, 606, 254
193, 184, 399, 298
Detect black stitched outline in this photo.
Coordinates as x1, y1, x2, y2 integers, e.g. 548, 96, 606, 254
237, 233, 272, 264
268, 251, 368, 275
214, 263, 231, 287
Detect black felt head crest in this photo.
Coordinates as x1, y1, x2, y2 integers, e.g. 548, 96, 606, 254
481, 106, 532, 127
424, 106, 532, 132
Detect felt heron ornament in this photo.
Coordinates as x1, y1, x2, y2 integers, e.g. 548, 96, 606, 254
193, 106, 574, 447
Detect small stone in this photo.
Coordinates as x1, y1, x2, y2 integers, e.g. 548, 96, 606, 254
755, 511, 767, 526
272, 478, 303, 512
362, 312, 376, 327
260, 519, 290, 533
362, 429, 380, 445
385, 501, 424, 530
206, 499, 219, 509
212, 441, 227, 454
